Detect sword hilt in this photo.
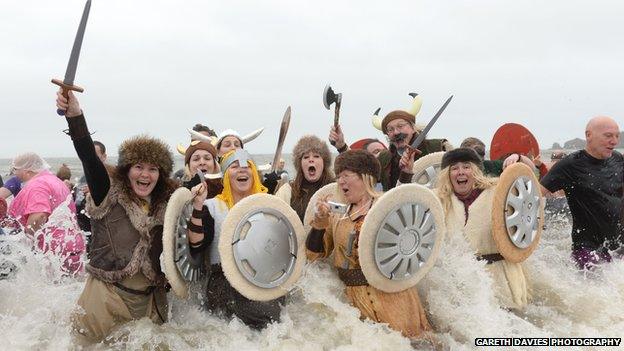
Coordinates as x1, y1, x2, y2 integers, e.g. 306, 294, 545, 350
52, 78, 84, 116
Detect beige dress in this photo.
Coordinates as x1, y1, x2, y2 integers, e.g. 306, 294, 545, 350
443, 186, 530, 309
308, 210, 432, 338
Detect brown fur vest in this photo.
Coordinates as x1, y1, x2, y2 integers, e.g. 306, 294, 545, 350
85, 183, 166, 285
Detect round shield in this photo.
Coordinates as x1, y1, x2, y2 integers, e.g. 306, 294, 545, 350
490, 123, 540, 161
162, 187, 206, 299
219, 193, 306, 301
491, 163, 544, 263
411, 151, 444, 189
359, 184, 445, 293
303, 182, 337, 233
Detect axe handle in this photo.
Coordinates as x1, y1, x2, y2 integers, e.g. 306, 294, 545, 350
330, 101, 341, 146
52, 78, 84, 116
333, 101, 341, 128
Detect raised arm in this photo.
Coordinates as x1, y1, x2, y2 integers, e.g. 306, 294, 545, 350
56, 90, 110, 205
328, 124, 348, 153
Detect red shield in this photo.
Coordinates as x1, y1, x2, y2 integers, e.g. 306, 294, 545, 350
489, 123, 540, 161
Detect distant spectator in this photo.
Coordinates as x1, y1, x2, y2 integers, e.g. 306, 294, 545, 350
56, 163, 73, 190
276, 158, 288, 179
7, 152, 84, 274
75, 140, 108, 232
192, 123, 217, 138
0, 176, 22, 199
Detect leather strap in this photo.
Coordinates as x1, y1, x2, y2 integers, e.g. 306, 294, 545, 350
113, 282, 155, 296
337, 268, 369, 286
187, 220, 203, 233
192, 208, 207, 219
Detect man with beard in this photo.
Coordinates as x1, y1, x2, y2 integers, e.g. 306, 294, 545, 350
330, 111, 452, 191
275, 135, 334, 220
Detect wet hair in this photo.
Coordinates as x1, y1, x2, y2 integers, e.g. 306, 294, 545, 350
93, 140, 106, 154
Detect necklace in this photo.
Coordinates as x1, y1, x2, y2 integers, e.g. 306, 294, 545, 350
340, 198, 372, 221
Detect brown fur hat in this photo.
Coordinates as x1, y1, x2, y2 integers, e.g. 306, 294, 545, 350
118, 135, 174, 175
292, 135, 331, 173
381, 110, 415, 134
334, 150, 381, 180
184, 141, 217, 165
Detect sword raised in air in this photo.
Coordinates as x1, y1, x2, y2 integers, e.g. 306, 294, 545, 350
52, 0, 91, 116
409, 95, 453, 149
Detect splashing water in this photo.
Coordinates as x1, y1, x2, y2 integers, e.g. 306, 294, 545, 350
0, 205, 622, 350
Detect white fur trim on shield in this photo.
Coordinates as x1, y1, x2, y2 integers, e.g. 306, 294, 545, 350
162, 187, 193, 299
359, 184, 446, 293
411, 151, 445, 189
303, 183, 338, 234
491, 163, 543, 263
218, 193, 306, 301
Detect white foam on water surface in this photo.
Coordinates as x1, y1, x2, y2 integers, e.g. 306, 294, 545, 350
1, 205, 622, 350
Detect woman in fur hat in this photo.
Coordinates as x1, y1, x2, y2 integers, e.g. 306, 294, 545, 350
435, 148, 531, 310
306, 150, 433, 340
56, 91, 177, 342
275, 135, 334, 220
186, 149, 284, 329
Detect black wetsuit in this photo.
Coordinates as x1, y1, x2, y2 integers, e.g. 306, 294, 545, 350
541, 150, 624, 252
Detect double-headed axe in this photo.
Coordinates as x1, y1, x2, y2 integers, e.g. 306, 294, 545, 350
323, 84, 342, 146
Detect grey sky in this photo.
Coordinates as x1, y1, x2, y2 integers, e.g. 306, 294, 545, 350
1, 0, 623, 158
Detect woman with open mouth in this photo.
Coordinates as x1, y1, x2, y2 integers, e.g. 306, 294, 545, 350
435, 148, 530, 310
179, 139, 223, 197
306, 150, 433, 341
186, 149, 284, 330
56, 90, 177, 343
275, 135, 334, 220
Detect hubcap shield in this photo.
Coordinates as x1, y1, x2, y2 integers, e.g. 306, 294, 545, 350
374, 202, 437, 280
504, 176, 540, 249
231, 208, 298, 289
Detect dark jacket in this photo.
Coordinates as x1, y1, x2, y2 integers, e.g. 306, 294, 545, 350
378, 137, 448, 191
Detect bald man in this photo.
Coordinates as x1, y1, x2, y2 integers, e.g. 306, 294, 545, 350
541, 116, 623, 269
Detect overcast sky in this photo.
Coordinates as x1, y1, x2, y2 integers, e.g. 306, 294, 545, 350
1, 0, 623, 158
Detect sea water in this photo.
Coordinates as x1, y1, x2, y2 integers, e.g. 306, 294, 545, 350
1, 155, 622, 350
1, 204, 622, 350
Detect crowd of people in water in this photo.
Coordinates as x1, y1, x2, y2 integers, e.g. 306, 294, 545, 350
0, 88, 621, 346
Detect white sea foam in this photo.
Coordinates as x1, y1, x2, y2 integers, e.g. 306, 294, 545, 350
0, 206, 622, 350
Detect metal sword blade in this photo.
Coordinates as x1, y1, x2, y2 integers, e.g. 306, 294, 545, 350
410, 95, 453, 149
271, 106, 292, 173
63, 0, 91, 85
